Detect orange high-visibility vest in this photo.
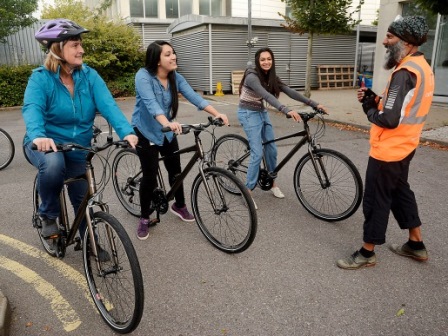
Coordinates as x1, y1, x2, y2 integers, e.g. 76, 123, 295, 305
370, 54, 434, 162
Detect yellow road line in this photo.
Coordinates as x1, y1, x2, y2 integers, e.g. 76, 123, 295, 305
0, 256, 81, 332
0, 234, 95, 309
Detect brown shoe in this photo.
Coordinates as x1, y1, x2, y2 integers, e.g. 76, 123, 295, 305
389, 243, 428, 261
336, 251, 377, 270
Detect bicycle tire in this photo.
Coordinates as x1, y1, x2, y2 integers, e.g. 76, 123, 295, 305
112, 148, 141, 217
191, 167, 257, 253
83, 211, 144, 333
212, 134, 250, 194
22, 134, 33, 165
293, 148, 363, 222
0, 128, 15, 170
32, 174, 58, 257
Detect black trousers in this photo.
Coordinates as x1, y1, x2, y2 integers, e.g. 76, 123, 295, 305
135, 128, 185, 219
363, 150, 422, 245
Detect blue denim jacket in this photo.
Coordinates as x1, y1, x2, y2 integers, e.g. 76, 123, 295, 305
131, 68, 210, 145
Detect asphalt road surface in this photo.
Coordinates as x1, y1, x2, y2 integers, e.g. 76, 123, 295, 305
1, 99, 447, 336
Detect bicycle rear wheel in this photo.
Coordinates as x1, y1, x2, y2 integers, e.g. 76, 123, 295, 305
191, 167, 257, 253
83, 211, 144, 334
31, 175, 58, 257
0, 128, 15, 170
112, 149, 141, 217
212, 134, 250, 194
293, 148, 363, 222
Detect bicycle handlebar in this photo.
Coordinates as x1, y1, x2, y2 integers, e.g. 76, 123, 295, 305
286, 107, 327, 122
31, 139, 130, 154
161, 116, 225, 134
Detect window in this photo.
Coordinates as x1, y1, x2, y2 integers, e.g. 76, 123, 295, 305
179, 0, 192, 16
166, 0, 179, 18
145, 0, 158, 18
130, 0, 157, 18
199, 0, 222, 16
130, 0, 144, 18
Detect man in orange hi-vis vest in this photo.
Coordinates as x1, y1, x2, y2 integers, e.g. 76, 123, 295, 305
337, 16, 434, 270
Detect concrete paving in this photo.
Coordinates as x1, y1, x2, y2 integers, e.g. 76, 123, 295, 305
0, 88, 446, 334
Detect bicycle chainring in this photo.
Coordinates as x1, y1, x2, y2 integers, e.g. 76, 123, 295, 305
258, 169, 273, 191
152, 188, 168, 214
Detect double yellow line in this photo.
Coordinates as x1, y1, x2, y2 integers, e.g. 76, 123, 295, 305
0, 234, 96, 332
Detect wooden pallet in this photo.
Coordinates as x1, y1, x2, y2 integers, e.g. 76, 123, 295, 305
231, 70, 245, 95
317, 65, 355, 90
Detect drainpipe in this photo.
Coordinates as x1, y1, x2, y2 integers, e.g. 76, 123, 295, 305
430, 14, 441, 71
353, 4, 361, 87
209, 23, 213, 94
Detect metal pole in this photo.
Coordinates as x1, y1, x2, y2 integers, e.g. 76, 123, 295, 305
247, 0, 252, 66
353, 3, 361, 87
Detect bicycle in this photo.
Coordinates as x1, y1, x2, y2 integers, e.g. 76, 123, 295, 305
31, 140, 144, 333
211, 108, 363, 222
0, 128, 15, 170
112, 117, 258, 253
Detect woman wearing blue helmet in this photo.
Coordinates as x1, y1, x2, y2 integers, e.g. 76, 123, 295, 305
23, 19, 138, 242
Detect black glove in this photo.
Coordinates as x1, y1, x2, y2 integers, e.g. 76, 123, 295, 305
362, 91, 378, 114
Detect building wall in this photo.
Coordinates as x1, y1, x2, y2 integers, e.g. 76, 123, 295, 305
231, 0, 286, 19
350, 0, 381, 25
83, 0, 380, 26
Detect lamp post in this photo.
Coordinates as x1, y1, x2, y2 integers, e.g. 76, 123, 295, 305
247, 0, 253, 66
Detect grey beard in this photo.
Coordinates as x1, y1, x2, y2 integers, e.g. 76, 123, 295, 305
383, 40, 406, 70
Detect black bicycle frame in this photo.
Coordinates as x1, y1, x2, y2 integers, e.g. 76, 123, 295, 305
158, 130, 204, 202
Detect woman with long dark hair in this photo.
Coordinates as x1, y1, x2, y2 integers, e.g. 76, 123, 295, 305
238, 47, 326, 207
131, 40, 229, 240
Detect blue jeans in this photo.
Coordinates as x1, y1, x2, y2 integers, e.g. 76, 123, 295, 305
24, 142, 88, 237
237, 108, 277, 190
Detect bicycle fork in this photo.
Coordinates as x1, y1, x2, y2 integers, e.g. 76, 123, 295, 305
307, 147, 331, 189
198, 165, 228, 214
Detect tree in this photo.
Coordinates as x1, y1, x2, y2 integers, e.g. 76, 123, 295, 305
41, 0, 144, 81
280, 0, 363, 97
0, 0, 38, 43
414, 0, 448, 15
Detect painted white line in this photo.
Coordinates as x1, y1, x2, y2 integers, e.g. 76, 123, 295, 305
0, 234, 95, 310
0, 256, 81, 332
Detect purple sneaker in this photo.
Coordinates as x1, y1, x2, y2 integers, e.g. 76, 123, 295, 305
137, 218, 150, 240
170, 203, 195, 222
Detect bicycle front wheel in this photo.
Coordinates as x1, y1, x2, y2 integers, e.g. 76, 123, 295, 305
294, 149, 363, 222
212, 134, 250, 194
0, 128, 15, 170
191, 167, 257, 253
112, 149, 141, 217
83, 211, 144, 334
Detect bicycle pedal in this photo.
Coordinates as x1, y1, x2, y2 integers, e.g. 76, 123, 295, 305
42, 233, 60, 239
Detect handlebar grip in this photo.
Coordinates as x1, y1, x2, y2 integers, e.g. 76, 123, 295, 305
161, 126, 171, 133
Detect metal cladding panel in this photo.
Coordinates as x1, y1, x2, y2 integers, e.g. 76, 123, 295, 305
172, 31, 210, 92
311, 34, 357, 88
135, 23, 172, 49
0, 21, 45, 66
170, 24, 357, 93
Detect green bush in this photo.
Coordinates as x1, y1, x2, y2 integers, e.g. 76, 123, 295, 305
107, 73, 136, 98
0, 65, 138, 108
0, 65, 34, 108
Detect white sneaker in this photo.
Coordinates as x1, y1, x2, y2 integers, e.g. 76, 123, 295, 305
271, 186, 285, 199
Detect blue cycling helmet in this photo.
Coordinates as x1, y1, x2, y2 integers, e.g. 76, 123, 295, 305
35, 19, 89, 48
